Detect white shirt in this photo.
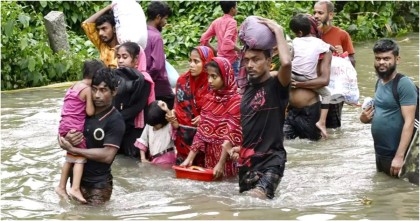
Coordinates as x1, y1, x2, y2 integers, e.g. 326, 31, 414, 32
292, 37, 330, 79
137, 124, 174, 156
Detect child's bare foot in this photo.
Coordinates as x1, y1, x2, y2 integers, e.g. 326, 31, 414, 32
55, 186, 69, 199
316, 121, 328, 139
69, 188, 87, 204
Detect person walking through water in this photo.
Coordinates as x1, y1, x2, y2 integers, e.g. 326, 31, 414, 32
59, 68, 125, 205
114, 42, 152, 158
289, 14, 333, 138
313, 0, 356, 129
180, 57, 242, 178
165, 46, 215, 165
235, 17, 291, 199
55, 60, 105, 203
360, 39, 417, 177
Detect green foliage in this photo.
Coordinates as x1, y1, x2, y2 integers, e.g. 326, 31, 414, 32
1, 1, 96, 90
2, 1, 418, 90
20, 1, 110, 35
334, 1, 419, 41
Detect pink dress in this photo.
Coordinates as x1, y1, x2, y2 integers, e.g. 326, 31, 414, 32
58, 85, 88, 163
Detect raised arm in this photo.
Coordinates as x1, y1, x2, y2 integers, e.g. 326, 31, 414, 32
83, 4, 113, 24
258, 18, 291, 87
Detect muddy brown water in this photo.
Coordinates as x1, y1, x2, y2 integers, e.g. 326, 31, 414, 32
1, 33, 418, 220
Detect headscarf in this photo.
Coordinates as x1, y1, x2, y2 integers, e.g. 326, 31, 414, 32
192, 57, 242, 148
208, 57, 238, 103
174, 46, 214, 126
134, 45, 155, 128
173, 46, 214, 157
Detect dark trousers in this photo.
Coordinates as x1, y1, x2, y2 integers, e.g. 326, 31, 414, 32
284, 101, 321, 141
326, 101, 344, 129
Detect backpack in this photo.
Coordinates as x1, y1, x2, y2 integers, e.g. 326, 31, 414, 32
375, 73, 419, 134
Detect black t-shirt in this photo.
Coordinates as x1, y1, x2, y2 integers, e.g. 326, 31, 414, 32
240, 77, 289, 170
82, 107, 125, 188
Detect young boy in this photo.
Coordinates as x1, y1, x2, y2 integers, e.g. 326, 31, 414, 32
200, 1, 241, 77
289, 14, 333, 138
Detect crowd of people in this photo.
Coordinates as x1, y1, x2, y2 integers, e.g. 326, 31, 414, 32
56, 0, 418, 205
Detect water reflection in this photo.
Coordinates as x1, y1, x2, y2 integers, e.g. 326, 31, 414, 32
1, 34, 419, 220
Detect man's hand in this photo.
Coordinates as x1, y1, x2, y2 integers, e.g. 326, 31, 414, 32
334, 45, 344, 55
290, 79, 300, 89
391, 155, 404, 177
360, 106, 374, 124
65, 129, 84, 146
58, 136, 73, 152
256, 17, 283, 35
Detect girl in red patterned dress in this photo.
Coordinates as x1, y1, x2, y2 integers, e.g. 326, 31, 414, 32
180, 57, 242, 178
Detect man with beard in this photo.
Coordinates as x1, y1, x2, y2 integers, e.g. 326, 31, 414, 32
236, 18, 291, 199
360, 39, 417, 178
313, 0, 355, 67
82, 4, 118, 68
145, 1, 175, 109
313, 0, 355, 129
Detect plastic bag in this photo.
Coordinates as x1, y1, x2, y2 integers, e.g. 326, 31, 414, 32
112, 0, 147, 49
165, 60, 179, 88
328, 56, 359, 104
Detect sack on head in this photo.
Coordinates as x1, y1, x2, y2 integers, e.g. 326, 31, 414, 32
239, 16, 276, 50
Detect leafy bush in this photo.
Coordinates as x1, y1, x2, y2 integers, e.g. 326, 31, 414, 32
2, 1, 418, 90
1, 1, 96, 90
20, 1, 109, 35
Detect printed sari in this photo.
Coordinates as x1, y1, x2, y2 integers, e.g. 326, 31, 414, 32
174, 46, 214, 164
191, 57, 242, 177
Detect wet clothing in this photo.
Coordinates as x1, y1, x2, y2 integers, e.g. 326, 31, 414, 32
375, 154, 393, 176
239, 165, 284, 199
239, 77, 289, 197
174, 46, 214, 164
59, 84, 88, 163
321, 26, 355, 128
326, 102, 343, 128
74, 106, 124, 204
135, 124, 176, 165
284, 101, 322, 141
114, 67, 151, 158
200, 14, 238, 64
82, 23, 117, 68
191, 57, 242, 177
80, 180, 113, 205
372, 76, 417, 158
145, 25, 173, 98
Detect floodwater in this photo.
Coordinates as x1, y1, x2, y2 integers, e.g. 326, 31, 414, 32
1, 33, 419, 220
